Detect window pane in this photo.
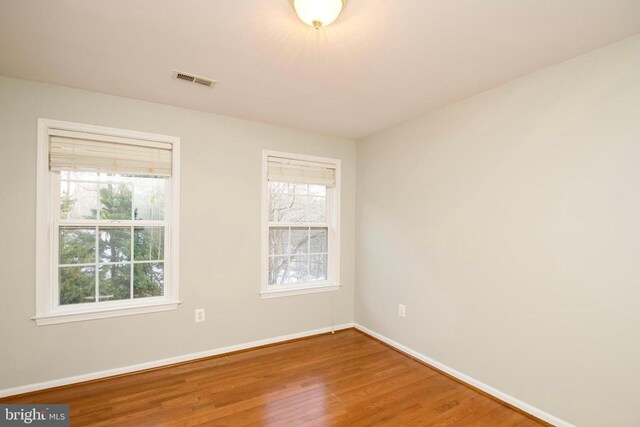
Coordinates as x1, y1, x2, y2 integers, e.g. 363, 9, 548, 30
99, 183, 132, 220
99, 227, 131, 263
268, 181, 288, 194
269, 256, 289, 285
59, 227, 96, 265
268, 182, 329, 225
284, 195, 306, 223
310, 228, 328, 253
134, 263, 164, 298
134, 227, 164, 261
290, 184, 308, 195
60, 181, 98, 220
265, 177, 330, 287
290, 228, 309, 254
59, 266, 96, 305
269, 193, 290, 222
308, 185, 326, 197
288, 255, 309, 283
309, 255, 328, 281
133, 177, 165, 221
101, 173, 128, 183
269, 227, 288, 256
99, 263, 131, 301
64, 171, 99, 181
306, 197, 326, 222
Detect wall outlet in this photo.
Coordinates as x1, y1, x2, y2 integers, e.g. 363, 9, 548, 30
195, 308, 206, 323
398, 304, 406, 318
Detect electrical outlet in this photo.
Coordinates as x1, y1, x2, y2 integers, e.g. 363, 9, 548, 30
398, 304, 406, 318
195, 308, 206, 323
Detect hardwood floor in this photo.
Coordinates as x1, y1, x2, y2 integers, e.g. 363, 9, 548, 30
2, 329, 545, 426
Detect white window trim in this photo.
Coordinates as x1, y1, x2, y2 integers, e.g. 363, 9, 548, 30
34, 119, 181, 325
260, 150, 341, 298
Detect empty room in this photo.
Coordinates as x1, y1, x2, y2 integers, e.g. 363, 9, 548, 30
1, 1, 639, 426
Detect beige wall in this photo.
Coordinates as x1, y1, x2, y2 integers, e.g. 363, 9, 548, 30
0, 76, 355, 390
356, 34, 640, 427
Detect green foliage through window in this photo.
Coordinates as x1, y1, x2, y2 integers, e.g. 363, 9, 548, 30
58, 173, 166, 306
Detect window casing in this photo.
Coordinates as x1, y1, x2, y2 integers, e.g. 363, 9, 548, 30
261, 151, 341, 298
35, 119, 180, 325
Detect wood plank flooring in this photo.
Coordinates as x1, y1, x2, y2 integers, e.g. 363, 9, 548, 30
1, 329, 545, 426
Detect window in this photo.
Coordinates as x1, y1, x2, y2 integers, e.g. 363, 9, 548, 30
35, 119, 180, 325
261, 151, 341, 298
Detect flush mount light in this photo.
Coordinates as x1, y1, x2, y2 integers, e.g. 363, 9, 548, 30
291, 0, 346, 29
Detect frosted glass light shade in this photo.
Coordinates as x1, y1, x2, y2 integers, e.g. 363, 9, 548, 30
292, 0, 345, 29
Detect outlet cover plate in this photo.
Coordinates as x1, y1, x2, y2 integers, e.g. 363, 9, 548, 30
195, 308, 206, 323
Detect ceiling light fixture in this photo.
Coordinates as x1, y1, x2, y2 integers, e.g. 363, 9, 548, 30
291, 0, 346, 29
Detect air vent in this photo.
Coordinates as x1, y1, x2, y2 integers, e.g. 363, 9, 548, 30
172, 70, 216, 88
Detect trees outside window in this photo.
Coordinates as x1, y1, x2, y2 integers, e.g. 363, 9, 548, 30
58, 173, 166, 306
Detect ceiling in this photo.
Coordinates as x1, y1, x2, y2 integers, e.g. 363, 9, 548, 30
1, 1, 639, 139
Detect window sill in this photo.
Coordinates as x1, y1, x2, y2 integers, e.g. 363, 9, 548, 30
32, 300, 181, 326
260, 283, 341, 299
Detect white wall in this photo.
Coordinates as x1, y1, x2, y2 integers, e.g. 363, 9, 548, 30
0, 76, 355, 391
356, 34, 640, 427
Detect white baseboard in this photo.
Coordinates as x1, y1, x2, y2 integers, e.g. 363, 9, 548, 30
0, 323, 354, 399
353, 323, 573, 427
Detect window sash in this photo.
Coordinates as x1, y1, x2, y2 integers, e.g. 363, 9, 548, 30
267, 224, 330, 284
51, 172, 172, 312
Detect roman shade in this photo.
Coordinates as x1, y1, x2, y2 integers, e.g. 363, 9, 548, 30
49, 129, 173, 177
267, 156, 336, 187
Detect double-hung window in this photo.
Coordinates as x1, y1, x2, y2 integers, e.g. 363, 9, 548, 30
35, 119, 180, 325
261, 151, 341, 298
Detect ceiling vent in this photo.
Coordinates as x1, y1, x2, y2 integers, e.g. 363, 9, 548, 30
172, 70, 216, 88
